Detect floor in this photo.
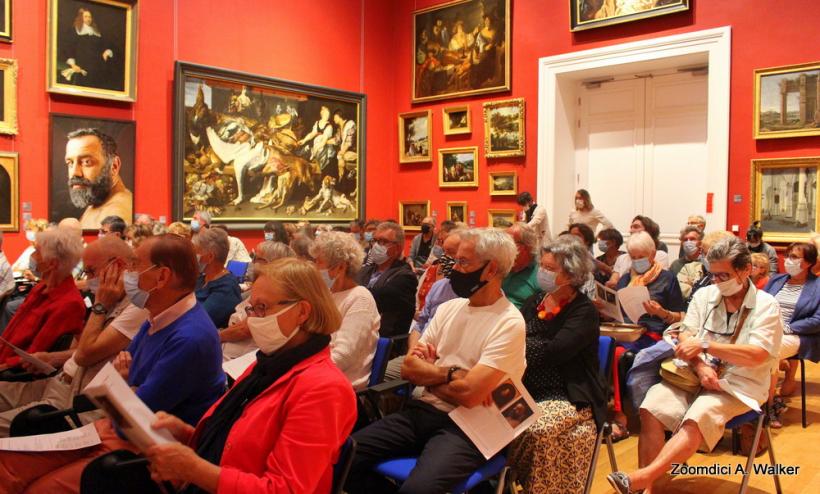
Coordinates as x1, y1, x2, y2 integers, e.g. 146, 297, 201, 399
587, 361, 820, 493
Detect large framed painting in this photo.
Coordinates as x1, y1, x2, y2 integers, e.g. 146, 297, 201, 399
398, 110, 432, 163
413, 0, 510, 103
47, 0, 138, 102
571, 1, 690, 32
446, 201, 467, 223
49, 114, 135, 230
754, 62, 820, 140
0, 1, 12, 43
483, 97, 524, 158
399, 200, 430, 232
173, 62, 366, 228
0, 58, 17, 135
0, 151, 17, 231
439, 146, 478, 188
751, 157, 819, 243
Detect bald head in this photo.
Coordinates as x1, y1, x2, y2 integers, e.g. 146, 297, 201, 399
58, 217, 83, 237
83, 236, 134, 277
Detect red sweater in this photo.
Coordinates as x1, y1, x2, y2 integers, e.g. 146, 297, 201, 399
191, 347, 356, 494
0, 276, 85, 367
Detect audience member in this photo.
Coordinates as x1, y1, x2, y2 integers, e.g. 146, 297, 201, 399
568, 188, 612, 233
677, 230, 734, 302
569, 222, 595, 251
746, 221, 777, 274
263, 220, 289, 244
144, 259, 356, 494
192, 228, 242, 328
134, 213, 154, 226
346, 228, 525, 493
594, 228, 624, 285
509, 235, 607, 493
608, 215, 670, 287
10, 218, 49, 278
99, 215, 126, 238
290, 232, 315, 261
670, 225, 704, 275
608, 237, 781, 494
310, 232, 380, 390
750, 252, 771, 289
350, 219, 365, 244
409, 216, 437, 269
517, 191, 551, 245
211, 224, 252, 264
416, 220, 458, 312
191, 210, 212, 233
167, 221, 192, 238
502, 223, 541, 310
676, 215, 707, 259
0, 233, 13, 300
355, 222, 417, 337
363, 219, 380, 252
124, 222, 154, 248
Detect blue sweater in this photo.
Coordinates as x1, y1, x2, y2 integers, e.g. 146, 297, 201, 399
195, 273, 242, 329
127, 303, 226, 425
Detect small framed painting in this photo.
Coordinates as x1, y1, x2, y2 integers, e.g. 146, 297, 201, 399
0, 1, 12, 43
750, 157, 819, 243
488, 209, 516, 228
489, 171, 517, 196
439, 146, 478, 188
399, 200, 431, 231
570, 0, 690, 32
483, 97, 525, 158
399, 110, 432, 163
0, 58, 17, 135
443, 105, 471, 135
0, 151, 18, 231
446, 201, 467, 222
754, 62, 820, 139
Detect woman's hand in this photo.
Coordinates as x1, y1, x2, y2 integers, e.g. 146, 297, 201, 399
643, 300, 667, 318
112, 351, 132, 381
146, 442, 201, 484
152, 411, 195, 443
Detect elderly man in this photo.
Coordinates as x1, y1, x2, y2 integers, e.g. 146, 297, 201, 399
677, 215, 707, 260
0, 236, 147, 435
347, 228, 525, 493
99, 215, 126, 238
192, 228, 242, 328
190, 210, 212, 233
670, 225, 704, 275
608, 237, 782, 494
356, 221, 417, 337
409, 216, 437, 270
65, 128, 133, 230
502, 222, 541, 310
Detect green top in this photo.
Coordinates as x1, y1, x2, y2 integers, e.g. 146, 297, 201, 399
502, 260, 540, 310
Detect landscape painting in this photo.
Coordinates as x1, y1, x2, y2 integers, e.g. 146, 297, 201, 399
439, 146, 478, 188
399, 110, 432, 163
483, 98, 524, 158
755, 62, 820, 139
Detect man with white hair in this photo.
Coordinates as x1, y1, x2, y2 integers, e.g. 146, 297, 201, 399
190, 210, 212, 233
347, 228, 526, 493
0, 232, 14, 300
502, 222, 541, 310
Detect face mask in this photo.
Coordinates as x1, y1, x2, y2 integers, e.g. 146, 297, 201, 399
98, 232, 107, 238
632, 257, 651, 274
597, 240, 609, 252
87, 277, 100, 294
124, 266, 156, 309
575, 199, 585, 209
431, 245, 444, 259
421, 224, 432, 234
29, 256, 41, 278
320, 268, 337, 290
352, 232, 362, 242
748, 241, 761, 249
25, 231, 36, 242
716, 276, 744, 297
784, 258, 803, 277
364, 232, 374, 243
369, 243, 390, 265
449, 262, 489, 298
264, 232, 274, 242
191, 220, 201, 232
247, 303, 298, 354
682, 240, 699, 256
537, 268, 558, 293
436, 254, 456, 278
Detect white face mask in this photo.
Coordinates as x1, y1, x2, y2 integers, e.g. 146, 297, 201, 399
682, 240, 699, 257
597, 240, 609, 252
784, 258, 803, 277
575, 199, 585, 210
320, 268, 337, 290
369, 243, 390, 265
247, 303, 299, 354
716, 276, 744, 297
25, 231, 36, 242
632, 257, 651, 274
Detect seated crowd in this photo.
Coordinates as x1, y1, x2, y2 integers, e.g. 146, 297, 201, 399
0, 191, 816, 494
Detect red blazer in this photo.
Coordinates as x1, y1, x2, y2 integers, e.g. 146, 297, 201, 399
191, 347, 356, 494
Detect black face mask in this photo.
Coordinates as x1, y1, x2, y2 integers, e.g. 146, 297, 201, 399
448, 262, 489, 298
421, 224, 432, 234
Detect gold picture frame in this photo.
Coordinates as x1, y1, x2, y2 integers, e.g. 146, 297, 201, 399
570, 0, 689, 32
446, 201, 468, 222
439, 146, 478, 188
489, 171, 517, 196
750, 157, 819, 243
488, 209, 516, 228
47, 0, 139, 102
399, 200, 431, 231
0, 58, 17, 135
0, 1, 12, 43
483, 97, 525, 158
754, 61, 820, 140
443, 105, 471, 135
0, 151, 18, 231
398, 110, 432, 163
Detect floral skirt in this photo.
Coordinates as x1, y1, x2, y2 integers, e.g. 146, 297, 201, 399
507, 399, 596, 493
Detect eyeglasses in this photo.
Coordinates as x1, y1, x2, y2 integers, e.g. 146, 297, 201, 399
374, 238, 397, 246
245, 300, 298, 317
709, 271, 736, 283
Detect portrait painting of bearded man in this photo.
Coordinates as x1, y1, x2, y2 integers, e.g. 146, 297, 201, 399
49, 115, 135, 229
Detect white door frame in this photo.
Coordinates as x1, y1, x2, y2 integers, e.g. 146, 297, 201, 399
537, 27, 732, 232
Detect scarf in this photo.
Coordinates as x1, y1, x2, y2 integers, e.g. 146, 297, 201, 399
181, 333, 330, 494
629, 261, 663, 287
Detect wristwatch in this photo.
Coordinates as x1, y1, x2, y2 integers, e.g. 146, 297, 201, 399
700, 338, 710, 355
90, 302, 110, 316
446, 365, 462, 383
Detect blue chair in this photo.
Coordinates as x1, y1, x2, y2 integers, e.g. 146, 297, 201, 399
584, 335, 619, 494
369, 337, 393, 387
331, 437, 357, 494
374, 452, 508, 494
226, 261, 250, 281
726, 408, 782, 493
356, 338, 395, 428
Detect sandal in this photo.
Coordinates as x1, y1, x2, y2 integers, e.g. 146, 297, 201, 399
611, 421, 630, 443
767, 406, 783, 429
607, 472, 633, 494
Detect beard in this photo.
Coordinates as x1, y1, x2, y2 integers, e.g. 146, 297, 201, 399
68, 161, 113, 209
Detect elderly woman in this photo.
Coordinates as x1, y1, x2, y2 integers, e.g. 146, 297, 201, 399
508, 235, 607, 493
670, 225, 704, 276
220, 241, 295, 360
193, 228, 242, 329
0, 227, 86, 371
750, 252, 771, 289
11, 218, 50, 279
607, 215, 669, 288
143, 259, 357, 493
608, 237, 782, 494
309, 232, 380, 390
568, 189, 612, 233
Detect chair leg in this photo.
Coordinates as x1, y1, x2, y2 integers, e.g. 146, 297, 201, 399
494, 466, 510, 494
584, 427, 605, 494
799, 359, 807, 429
763, 425, 783, 494
737, 414, 764, 494
604, 424, 618, 473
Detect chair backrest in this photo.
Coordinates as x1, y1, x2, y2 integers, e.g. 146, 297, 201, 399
331, 437, 357, 494
9, 404, 70, 437
226, 261, 250, 281
368, 337, 393, 387
80, 450, 162, 494
598, 336, 616, 380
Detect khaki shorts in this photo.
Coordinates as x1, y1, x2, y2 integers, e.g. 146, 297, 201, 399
640, 382, 751, 451
778, 334, 800, 360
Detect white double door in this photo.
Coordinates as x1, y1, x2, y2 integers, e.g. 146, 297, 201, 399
576, 71, 709, 257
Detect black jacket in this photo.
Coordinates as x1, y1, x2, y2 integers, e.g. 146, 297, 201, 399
356, 259, 418, 337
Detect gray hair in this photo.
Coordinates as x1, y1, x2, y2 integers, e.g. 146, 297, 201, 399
706, 236, 751, 271
626, 231, 656, 257
66, 128, 118, 164
194, 210, 213, 226
255, 241, 295, 262
192, 227, 230, 264
376, 221, 405, 245
679, 225, 704, 241
309, 231, 366, 278
290, 235, 314, 261
458, 228, 517, 277
36, 227, 84, 278
510, 222, 539, 256
542, 234, 594, 288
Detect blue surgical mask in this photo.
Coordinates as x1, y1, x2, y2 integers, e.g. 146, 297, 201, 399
124, 266, 156, 309
431, 245, 444, 259
364, 232, 374, 243
369, 243, 389, 265
264, 232, 274, 242
536, 268, 558, 293
682, 240, 699, 257
352, 232, 362, 242
632, 257, 651, 274
191, 220, 201, 232
597, 240, 609, 252
320, 268, 337, 290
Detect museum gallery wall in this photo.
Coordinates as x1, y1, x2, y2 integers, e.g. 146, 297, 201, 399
1, 0, 819, 255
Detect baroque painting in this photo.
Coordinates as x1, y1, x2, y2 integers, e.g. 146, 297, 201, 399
413, 0, 510, 103
173, 62, 365, 227
755, 62, 820, 139
483, 97, 524, 158
447, 201, 467, 222
399, 200, 430, 232
47, 0, 138, 102
751, 157, 819, 243
439, 146, 478, 188
0, 151, 17, 231
571, 1, 690, 31
0, 1, 11, 43
443, 105, 471, 135
0, 58, 17, 135
398, 110, 432, 163
489, 171, 517, 196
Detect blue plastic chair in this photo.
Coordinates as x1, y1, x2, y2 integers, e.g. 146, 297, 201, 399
226, 261, 250, 281
374, 452, 508, 494
726, 409, 782, 493
369, 337, 393, 387
584, 336, 619, 494
331, 437, 357, 494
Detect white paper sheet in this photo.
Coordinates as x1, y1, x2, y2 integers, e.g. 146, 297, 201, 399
0, 336, 57, 374
223, 350, 257, 380
718, 379, 761, 412
617, 286, 650, 324
0, 423, 101, 452
595, 282, 624, 323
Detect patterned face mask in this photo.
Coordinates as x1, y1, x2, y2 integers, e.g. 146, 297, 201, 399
436, 254, 457, 278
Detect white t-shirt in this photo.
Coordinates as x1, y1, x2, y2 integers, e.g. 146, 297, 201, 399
614, 250, 670, 276
0, 252, 14, 296
331, 286, 381, 390
418, 296, 526, 412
